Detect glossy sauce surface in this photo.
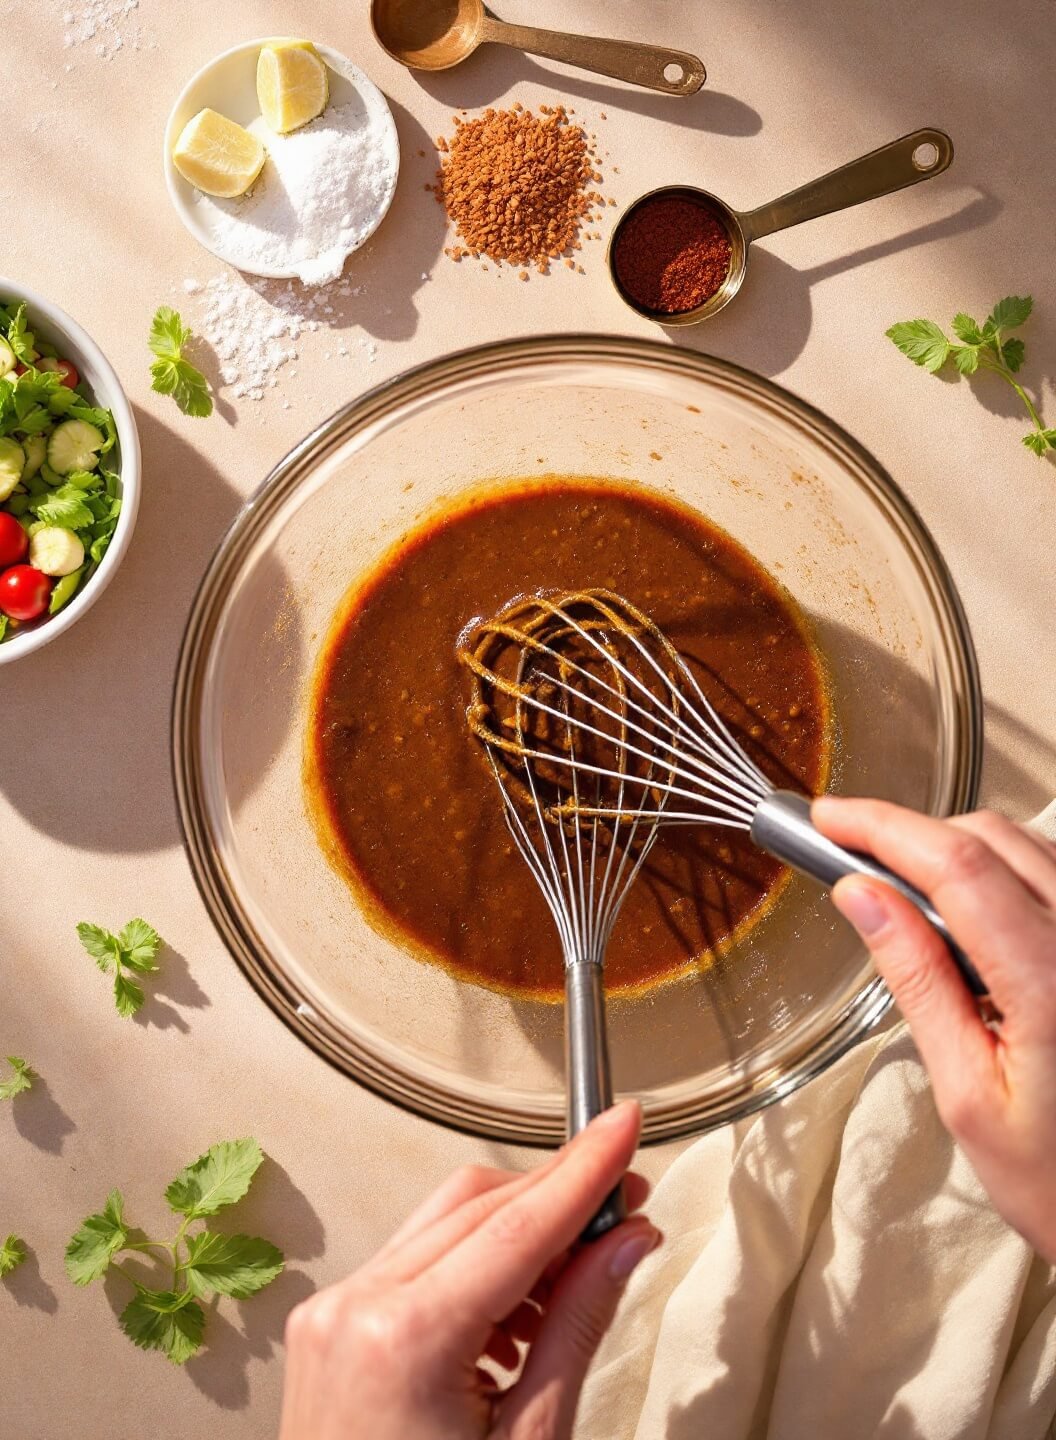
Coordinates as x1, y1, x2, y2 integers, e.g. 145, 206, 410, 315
307, 479, 831, 999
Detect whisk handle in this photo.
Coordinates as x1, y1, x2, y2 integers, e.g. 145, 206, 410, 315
751, 791, 988, 999
565, 960, 628, 1242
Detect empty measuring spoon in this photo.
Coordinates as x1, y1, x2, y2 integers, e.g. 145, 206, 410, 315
609, 128, 953, 324
371, 0, 705, 95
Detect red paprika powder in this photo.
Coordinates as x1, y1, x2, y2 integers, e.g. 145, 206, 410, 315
613, 196, 732, 314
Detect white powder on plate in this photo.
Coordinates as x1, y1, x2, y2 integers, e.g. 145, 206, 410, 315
192, 92, 398, 286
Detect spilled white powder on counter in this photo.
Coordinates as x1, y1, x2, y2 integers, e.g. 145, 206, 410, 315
52, 0, 145, 58
181, 271, 374, 403
192, 94, 398, 286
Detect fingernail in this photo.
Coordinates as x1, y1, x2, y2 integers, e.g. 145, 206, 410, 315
609, 1223, 660, 1280
596, 1099, 639, 1128
832, 881, 889, 939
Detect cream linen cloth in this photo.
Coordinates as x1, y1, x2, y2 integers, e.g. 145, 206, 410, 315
577, 808, 1056, 1440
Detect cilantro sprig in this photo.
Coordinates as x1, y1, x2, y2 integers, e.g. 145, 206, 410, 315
0, 1055, 35, 1099
76, 919, 163, 1018
887, 296, 1054, 457
148, 307, 213, 418
66, 1138, 283, 1365
0, 1235, 26, 1277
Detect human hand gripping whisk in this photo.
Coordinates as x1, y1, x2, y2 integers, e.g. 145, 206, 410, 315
459, 590, 990, 1149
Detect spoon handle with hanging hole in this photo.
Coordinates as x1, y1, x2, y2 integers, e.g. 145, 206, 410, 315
739, 128, 953, 243
482, 18, 705, 96
751, 789, 990, 1002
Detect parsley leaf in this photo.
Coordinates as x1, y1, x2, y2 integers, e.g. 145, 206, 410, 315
182, 1232, 284, 1299
0, 1235, 26, 1277
885, 319, 950, 372
118, 919, 162, 973
114, 973, 145, 1019
951, 313, 983, 345
987, 295, 1032, 331
76, 918, 165, 1016
6, 304, 35, 363
29, 484, 95, 531
76, 921, 120, 972
1002, 337, 1025, 372
67, 1137, 281, 1364
166, 1138, 264, 1218
65, 1190, 128, 1284
119, 1291, 206, 1365
887, 296, 1053, 457
0, 1055, 35, 1099
148, 306, 212, 419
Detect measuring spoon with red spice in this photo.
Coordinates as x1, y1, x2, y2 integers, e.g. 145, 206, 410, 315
609, 128, 952, 324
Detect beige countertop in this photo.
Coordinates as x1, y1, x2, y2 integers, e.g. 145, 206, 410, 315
2, 0, 1054, 1432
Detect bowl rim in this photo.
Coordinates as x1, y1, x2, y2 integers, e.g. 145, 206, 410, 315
0, 276, 141, 667
162, 37, 401, 280
172, 335, 982, 1145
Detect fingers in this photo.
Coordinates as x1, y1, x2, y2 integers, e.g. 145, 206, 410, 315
372, 1165, 514, 1266
813, 797, 1053, 1007
949, 812, 1056, 908
425, 1101, 643, 1344
831, 875, 999, 1118
497, 1215, 660, 1440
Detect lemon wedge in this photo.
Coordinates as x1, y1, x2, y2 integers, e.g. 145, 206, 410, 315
172, 108, 266, 198
257, 41, 329, 134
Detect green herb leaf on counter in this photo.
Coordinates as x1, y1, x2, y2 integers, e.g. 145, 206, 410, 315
67, 1140, 282, 1365
76, 918, 163, 1018
0, 1055, 35, 1099
165, 1137, 264, 1218
0, 1235, 26, 1277
886, 296, 1054, 457
182, 1231, 285, 1299
148, 306, 213, 419
65, 1191, 128, 1284
119, 1291, 206, 1365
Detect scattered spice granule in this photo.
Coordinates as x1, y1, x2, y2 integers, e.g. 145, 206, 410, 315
433, 104, 603, 268
519, 270, 529, 281
436, 135, 448, 151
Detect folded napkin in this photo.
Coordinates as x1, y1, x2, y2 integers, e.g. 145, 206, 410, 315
578, 810, 1056, 1440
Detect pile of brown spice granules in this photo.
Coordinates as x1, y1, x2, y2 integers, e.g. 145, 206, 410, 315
429, 103, 608, 276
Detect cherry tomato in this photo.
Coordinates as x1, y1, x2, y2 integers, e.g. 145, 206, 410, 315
0, 512, 28, 568
0, 565, 52, 621
37, 356, 79, 388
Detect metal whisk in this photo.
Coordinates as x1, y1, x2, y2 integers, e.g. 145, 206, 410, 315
460, 588, 986, 1001
461, 595, 677, 1238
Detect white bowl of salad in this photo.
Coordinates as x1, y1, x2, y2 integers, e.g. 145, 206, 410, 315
0, 279, 139, 664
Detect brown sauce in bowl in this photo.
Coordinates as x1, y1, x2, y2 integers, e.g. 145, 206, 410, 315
306, 478, 831, 1000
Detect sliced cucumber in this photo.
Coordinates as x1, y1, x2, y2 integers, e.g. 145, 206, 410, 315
21, 434, 46, 480
46, 418, 104, 476
0, 437, 25, 501
30, 526, 86, 577
0, 336, 14, 377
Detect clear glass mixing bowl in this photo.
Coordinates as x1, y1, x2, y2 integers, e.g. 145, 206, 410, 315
173, 337, 981, 1144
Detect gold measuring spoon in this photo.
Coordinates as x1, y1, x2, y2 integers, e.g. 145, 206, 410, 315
609, 128, 953, 324
371, 0, 706, 95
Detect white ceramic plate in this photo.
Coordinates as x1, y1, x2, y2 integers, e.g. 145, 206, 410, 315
0, 278, 140, 667
163, 39, 400, 280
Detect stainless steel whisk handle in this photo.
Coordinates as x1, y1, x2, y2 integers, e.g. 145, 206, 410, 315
751, 791, 988, 999
566, 961, 628, 1241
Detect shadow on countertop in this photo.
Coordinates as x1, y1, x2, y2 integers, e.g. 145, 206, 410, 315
2, 1243, 58, 1315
